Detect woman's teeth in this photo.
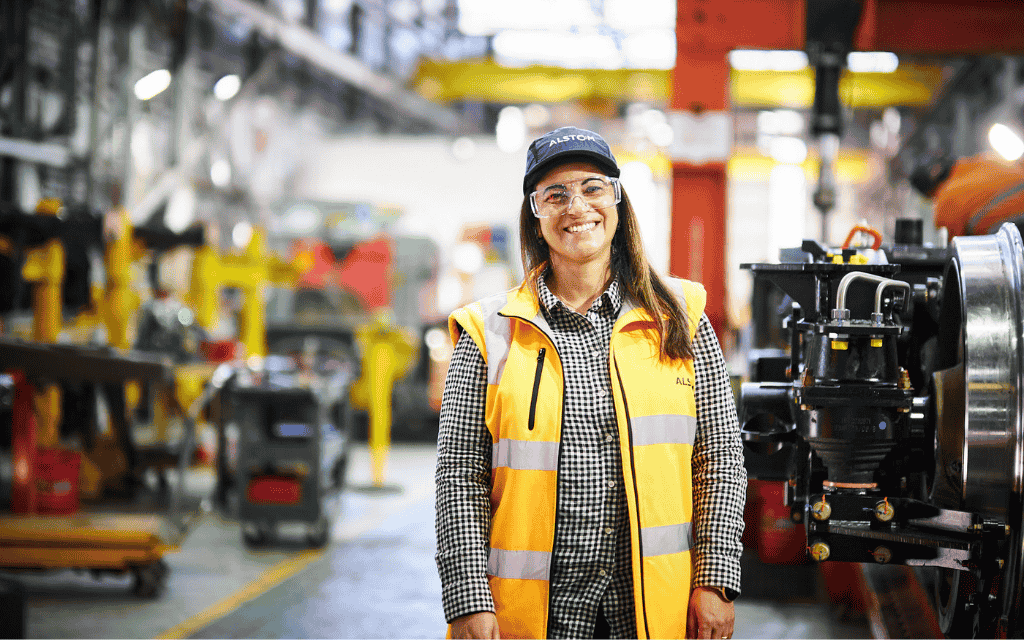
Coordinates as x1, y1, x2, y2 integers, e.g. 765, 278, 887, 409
566, 221, 597, 233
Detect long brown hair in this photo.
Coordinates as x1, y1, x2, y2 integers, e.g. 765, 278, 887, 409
518, 188, 693, 361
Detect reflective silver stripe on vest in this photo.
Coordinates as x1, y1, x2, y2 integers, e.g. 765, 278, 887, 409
631, 414, 697, 446
492, 439, 560, 471
641, 522, 693, 557
488, 548, 551, 580
481, 295, 512, 385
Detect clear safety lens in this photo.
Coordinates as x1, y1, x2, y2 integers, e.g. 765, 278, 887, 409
530, 176, 621, 218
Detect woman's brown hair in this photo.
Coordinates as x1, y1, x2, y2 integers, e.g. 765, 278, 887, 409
518, 187, 694, 361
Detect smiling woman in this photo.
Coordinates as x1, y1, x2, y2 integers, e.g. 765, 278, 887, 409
435, 126, 747, 640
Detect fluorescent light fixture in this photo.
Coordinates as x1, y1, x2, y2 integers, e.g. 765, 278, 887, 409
605, 0, 675, 31
989, 123, 1024, 161
847, 51, 899, 73
323, 0, 352, 13
458, 0, 599, 36
210, 158, 232, 188
134, 69, 171, 101
729, 50, 808, 72
166, 187, 197, 232
496, 106, 526, 153
214, 74, 242, 101
493, 30, 621, 69
621, 30, 676, 69
232, 221, 253, 248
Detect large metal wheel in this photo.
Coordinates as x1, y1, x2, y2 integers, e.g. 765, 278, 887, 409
932, 222, 1024, 637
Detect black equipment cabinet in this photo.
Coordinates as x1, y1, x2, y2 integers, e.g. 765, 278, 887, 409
221, 371, 352, 547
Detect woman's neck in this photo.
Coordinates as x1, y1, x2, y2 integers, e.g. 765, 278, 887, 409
546, 257, 613, 314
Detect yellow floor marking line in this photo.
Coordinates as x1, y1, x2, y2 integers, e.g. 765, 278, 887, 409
154, 548, 323, 639
154, 481, 435, 640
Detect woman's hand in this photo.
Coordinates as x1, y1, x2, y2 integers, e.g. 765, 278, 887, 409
451, 612, 500, 639
686, 586, 735, 639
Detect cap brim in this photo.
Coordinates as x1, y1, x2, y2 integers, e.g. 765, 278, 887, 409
523, 152, 620, 195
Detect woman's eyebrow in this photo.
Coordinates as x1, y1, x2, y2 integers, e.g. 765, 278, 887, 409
541, 177, 604, 191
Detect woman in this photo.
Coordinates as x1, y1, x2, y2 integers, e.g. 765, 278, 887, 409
435, 126, 746, 639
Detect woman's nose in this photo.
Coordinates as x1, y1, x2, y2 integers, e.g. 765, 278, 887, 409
565, 195, 589, 214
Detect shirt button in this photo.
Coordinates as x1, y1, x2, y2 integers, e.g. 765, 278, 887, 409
605, 435, 613, 443
607, 480, 615, 488
596, 388, 606, 397
604, 527, 613, 535
599, 569, 607, 577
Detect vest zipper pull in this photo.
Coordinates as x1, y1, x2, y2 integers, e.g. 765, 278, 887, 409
528, 348, 546, 431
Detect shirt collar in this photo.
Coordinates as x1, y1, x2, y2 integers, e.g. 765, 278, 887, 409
536, 272, 623, 317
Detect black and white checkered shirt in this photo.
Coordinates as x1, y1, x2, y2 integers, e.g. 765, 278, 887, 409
435, 276, 746, 639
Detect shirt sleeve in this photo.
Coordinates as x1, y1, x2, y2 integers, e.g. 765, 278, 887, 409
690, 314, 747, 596
435, 329, 496, 622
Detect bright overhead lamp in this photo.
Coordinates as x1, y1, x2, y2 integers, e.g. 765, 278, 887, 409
729, 50, 809, 72
134, 69, 172, 101
847, 52, 899, 73
989, 123, 1024, 161
232, 221, 253, 248
214, 74, 242, 101
496, 106, 526, 153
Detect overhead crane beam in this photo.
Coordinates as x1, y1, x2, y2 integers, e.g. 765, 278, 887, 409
204, 0, 468, 135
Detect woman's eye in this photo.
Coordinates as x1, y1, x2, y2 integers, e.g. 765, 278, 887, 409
544, 191, 568, 204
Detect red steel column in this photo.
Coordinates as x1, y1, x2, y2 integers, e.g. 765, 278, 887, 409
669, 51, 730, 338
671, 1, 804, 338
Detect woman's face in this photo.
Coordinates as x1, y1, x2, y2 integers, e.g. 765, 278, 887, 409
533, 161, 619, 269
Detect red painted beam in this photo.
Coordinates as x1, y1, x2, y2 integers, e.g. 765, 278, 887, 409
676, 0, 805, 53
857, 0, 1024, 55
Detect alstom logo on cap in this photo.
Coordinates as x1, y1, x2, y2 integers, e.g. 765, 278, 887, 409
547, 134, 597, 147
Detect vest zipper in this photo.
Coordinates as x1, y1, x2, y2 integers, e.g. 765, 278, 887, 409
498, 313, 563, 637
613, 355, 651, 639
528, 348, 546, 431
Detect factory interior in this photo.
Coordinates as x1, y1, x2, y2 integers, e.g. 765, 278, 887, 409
3, 0, 1024, 638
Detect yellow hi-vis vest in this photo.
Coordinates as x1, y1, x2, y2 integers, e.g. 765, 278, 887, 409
447, 278, 706, 640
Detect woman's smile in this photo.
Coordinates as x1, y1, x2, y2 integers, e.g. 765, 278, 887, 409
565, 220, 598, 234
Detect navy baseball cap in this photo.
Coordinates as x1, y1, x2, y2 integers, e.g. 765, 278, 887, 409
523, 126, 620, 195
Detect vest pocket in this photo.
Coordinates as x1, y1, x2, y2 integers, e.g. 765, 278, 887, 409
527, 348, 546, 431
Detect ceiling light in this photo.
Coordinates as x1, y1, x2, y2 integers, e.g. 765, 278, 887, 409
134, 69, 172, 101
232, 221, 253, 248
847, 51, 898, 73
214, 74, 241, 101
496, 106, 526, 153
210, 158, 232, 188
729, 50, 808, 72
989, 123, 1024, 161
